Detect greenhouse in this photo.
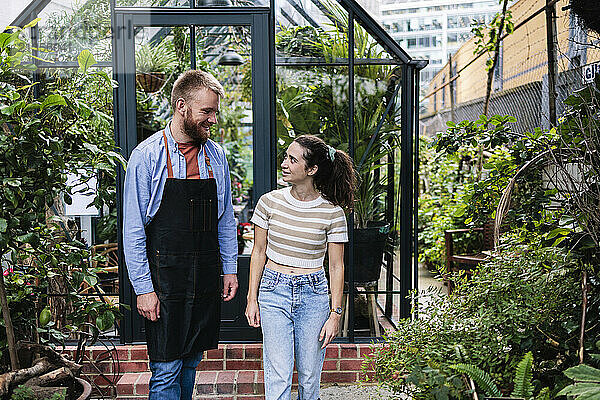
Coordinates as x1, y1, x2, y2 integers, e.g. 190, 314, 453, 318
3, 0, 598, 398
3, 0, 426, 348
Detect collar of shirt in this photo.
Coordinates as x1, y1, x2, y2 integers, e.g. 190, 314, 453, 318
164, 121, 211, 180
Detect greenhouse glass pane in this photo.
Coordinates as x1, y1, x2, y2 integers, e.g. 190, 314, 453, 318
114, 0, 267, 7
353, 18, 394, 62
2, 0, 30, 29
116, 0, 190, 7
134, 26, 189, 143
134, 25, 255, 254
37, 0, 112, 63
195, 25, 251, 67
275, 0, 348, 59
195, 0, 269, 6
275, 65, 349, 179
353, 63, 400, 226
195, 26, 254, 254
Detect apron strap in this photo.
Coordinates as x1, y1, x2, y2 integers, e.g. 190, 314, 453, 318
163, 129, 215, 180
162, 130, 174, 179
204, 148, 215, 179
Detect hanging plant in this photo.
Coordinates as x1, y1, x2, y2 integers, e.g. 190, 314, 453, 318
135, 38, 177, 93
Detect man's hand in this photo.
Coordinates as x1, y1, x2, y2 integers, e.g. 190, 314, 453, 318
223, 274, 238, 301
137, 292, 160, 321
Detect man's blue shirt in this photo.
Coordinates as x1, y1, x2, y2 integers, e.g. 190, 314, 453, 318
123, 122, 237, 295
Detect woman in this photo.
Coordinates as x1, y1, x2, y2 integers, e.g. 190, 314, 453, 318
245, 135, 356, 400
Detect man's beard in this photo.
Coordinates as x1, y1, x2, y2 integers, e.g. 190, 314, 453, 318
183, 111, 209, 146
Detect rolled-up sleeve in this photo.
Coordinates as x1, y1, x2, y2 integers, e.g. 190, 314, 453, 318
123, 149, 155, 295
218, 155, 238, 275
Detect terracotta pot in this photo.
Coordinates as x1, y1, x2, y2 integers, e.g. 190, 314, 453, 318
75, 377, 92, 400
136, 72, 166, 93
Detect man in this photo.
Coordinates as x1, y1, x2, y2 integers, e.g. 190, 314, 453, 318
123, 70, 238, 400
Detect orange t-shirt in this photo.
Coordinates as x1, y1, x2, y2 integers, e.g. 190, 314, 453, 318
177, 142, 201, 179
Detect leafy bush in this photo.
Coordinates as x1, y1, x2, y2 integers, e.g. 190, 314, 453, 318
366, 237, 599, 399
418, 113, 560, 273
0, 22, 125, 369
418, 136, 481, 271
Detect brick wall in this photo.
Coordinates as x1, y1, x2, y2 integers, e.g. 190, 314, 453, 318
63, 342, 379, 398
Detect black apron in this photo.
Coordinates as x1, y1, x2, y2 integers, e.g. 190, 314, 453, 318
144, 131, 221, 362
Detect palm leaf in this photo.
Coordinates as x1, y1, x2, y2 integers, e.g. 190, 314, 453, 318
450, 363, 502, 397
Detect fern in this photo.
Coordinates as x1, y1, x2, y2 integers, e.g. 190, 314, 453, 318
512, 351, 534, 399
450, 363, 502, 397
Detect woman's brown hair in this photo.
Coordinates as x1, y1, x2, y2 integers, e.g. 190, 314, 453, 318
293, 135, 357, 209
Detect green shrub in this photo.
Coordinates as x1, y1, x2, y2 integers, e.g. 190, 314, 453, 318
366, 239, 598, 399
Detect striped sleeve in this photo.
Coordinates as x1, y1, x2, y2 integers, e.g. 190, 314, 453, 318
250, 194, 270, 229
327, 207, 348, 242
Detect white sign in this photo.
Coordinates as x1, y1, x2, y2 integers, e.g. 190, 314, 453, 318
583, 62, 600, 84
64, 170, 99, 216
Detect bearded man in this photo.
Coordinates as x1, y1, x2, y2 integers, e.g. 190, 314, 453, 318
123, 70, 238, 400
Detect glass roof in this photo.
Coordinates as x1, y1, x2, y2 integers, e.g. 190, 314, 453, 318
4, 0, 414, 67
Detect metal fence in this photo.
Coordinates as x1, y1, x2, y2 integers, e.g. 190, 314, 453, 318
419, 0, 600, 136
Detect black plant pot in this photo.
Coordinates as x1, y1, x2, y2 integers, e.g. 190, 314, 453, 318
344, 223, 390, 284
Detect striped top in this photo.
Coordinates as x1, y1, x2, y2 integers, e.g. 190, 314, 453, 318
250, 186, 348, 268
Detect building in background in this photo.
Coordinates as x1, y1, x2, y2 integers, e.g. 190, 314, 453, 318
380, 0, 501, 84
422, 0, 599, 134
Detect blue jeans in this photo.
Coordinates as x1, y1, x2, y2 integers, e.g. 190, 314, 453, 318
148, 352, 203, 400
259, 268, 330, 400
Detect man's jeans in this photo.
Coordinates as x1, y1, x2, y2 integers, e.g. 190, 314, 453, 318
149, 352, 203, 400
259, 268, 330, 400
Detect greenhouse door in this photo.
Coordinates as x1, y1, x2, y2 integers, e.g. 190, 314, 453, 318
113, 7, 275, 343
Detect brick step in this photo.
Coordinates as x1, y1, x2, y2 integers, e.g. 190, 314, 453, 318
116, 368, 370, 399
65, 342, 378, 398
117, 370, 265, 399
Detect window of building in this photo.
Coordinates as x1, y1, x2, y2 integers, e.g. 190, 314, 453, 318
441, 76, 446, 108
448, 32, 458, 45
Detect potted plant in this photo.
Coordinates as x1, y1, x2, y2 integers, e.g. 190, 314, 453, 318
135, 38, 177, 93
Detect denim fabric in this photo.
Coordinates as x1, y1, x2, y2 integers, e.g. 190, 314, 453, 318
259, 268, 330, 400
148, 352, 203, 400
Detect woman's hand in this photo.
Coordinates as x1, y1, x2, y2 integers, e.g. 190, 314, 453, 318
319, 314, 341, 349
245, 299, 261, 327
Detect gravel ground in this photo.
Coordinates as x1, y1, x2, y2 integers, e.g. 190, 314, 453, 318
290, 383, 401, 400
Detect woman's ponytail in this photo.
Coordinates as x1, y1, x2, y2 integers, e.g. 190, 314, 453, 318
293, 135, 357, 209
